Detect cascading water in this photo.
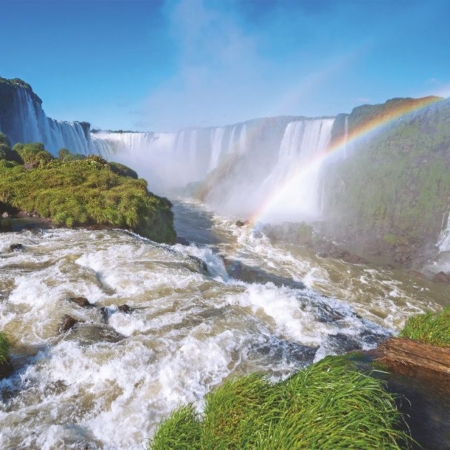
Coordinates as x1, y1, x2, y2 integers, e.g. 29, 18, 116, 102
208, 128, 225, 171
0, 200, 446, 449
258, 118, 334, 221
343, 115, 349, 159
0, 85, 96, 155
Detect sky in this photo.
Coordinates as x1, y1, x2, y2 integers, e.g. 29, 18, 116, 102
1, 0, 450, 132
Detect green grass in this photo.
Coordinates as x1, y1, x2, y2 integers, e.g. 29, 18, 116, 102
0, 148, 176, 243
149, 356, 412, 449
399, 306, 450, 347
0, 332, 10, 365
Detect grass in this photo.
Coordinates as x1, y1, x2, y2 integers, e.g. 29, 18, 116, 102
399, 306, 450, 347
0, 146, 176, 243
149, 356, 412, 449
0, 332, 10, 366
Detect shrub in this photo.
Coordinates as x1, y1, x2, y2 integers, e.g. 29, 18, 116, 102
0, 154, 176, 243
149, 356, 411, 449
399, 306, 450, 347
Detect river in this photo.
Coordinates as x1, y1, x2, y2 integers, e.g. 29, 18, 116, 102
0, 199, 448, 449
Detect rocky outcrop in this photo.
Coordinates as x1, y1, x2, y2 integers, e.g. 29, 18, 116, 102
321, 97, 450, 266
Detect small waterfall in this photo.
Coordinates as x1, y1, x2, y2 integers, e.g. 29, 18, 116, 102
238, 124, 247, 154
343, 115, 349, 159
227, 125, 237, 154
209, 128, 225, 171
437, 212, 450, 252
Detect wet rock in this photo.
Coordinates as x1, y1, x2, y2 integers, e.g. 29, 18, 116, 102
251, 336, 317, 366
409, 269, 426, 280
432, 271, 450, 283
9, 243, 24, 252
225, 259, 305, 289
317, 243, 367, 264
0, 360, 14, 380
59, 315, 79, 334
176, 236, 190, 246
341, 251, 367, 264
188, 255, 208, 273
63, 324, 125, 345
67, 297, 94, 308
236, 220, 248, 227
99, 307, 109, 323
118, 304, 132, 313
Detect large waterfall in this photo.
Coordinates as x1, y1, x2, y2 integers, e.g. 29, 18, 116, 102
1, 79, 335, 222
90, 122, 251, 194
90, 117, 335, 221
0, 83, 95, 154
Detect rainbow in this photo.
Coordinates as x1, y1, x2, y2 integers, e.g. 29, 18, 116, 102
250, 95, 445, 225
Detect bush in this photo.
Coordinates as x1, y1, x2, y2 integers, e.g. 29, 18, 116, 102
14, 142, 54, 166
149, 356, 412, 449
400, 306, 450, 347
0, 154, 176, 243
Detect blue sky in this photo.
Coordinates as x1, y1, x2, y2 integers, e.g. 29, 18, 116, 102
1, 0, 450, 132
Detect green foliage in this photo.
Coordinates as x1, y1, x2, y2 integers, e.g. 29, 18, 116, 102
0, 132, 11, 147
108, 162, 138, 179
399, 306, 450, 347
58, 148, 85, 162
150, 404, 202, 450
149, 356, 411, 449
14, 142, 54, 166
322, 98, 450, 247
0, 332, 10, 365
0, 149, 176, 243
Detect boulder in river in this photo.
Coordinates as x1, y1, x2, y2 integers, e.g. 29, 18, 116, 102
67, 297, 94, 308
59, 315, 79, 334
432, 271, 450, 283
9, 243, 24, 252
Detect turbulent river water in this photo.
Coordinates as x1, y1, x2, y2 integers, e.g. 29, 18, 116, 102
0, 199, 449, 449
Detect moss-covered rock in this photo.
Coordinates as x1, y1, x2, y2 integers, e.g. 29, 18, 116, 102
0, 331, 13, 379
321, 97, 450, 262
0, 143, 176, 243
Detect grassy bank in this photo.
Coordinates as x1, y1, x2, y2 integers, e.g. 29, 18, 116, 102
0, 136, 176, 243
400, 306, 450, 347
149, 356, 411, 449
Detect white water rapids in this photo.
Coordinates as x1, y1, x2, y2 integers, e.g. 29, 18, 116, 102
0, 200, 447, 449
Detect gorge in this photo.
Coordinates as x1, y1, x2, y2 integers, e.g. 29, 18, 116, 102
1, 78, 450, 449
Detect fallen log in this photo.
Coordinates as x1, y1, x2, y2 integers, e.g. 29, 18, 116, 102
378, 337, 450, 375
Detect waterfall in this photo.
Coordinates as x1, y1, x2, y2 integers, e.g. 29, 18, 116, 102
227, 126, 236, 154
1, 85, 96, 155
343, 115, 349, 159
437, 212, 450, 252
209, 127, 225, 171
238, 124, 247, 154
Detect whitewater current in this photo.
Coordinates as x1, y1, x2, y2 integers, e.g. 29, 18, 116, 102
0, 200, 448, 449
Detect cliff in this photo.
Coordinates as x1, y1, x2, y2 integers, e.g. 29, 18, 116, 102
320, 96, 450, 264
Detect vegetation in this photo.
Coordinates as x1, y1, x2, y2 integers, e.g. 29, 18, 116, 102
400, 306, 450, 347
0, 332, 10, 366
322, 97, 450, 252
0, 136, 176, 243
149, 356, 411, 449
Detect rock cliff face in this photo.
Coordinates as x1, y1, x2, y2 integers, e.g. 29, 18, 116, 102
320, 97, 450, 263
0, 77, 95, 154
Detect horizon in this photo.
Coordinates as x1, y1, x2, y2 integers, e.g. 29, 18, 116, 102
2, 0, 450, 132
